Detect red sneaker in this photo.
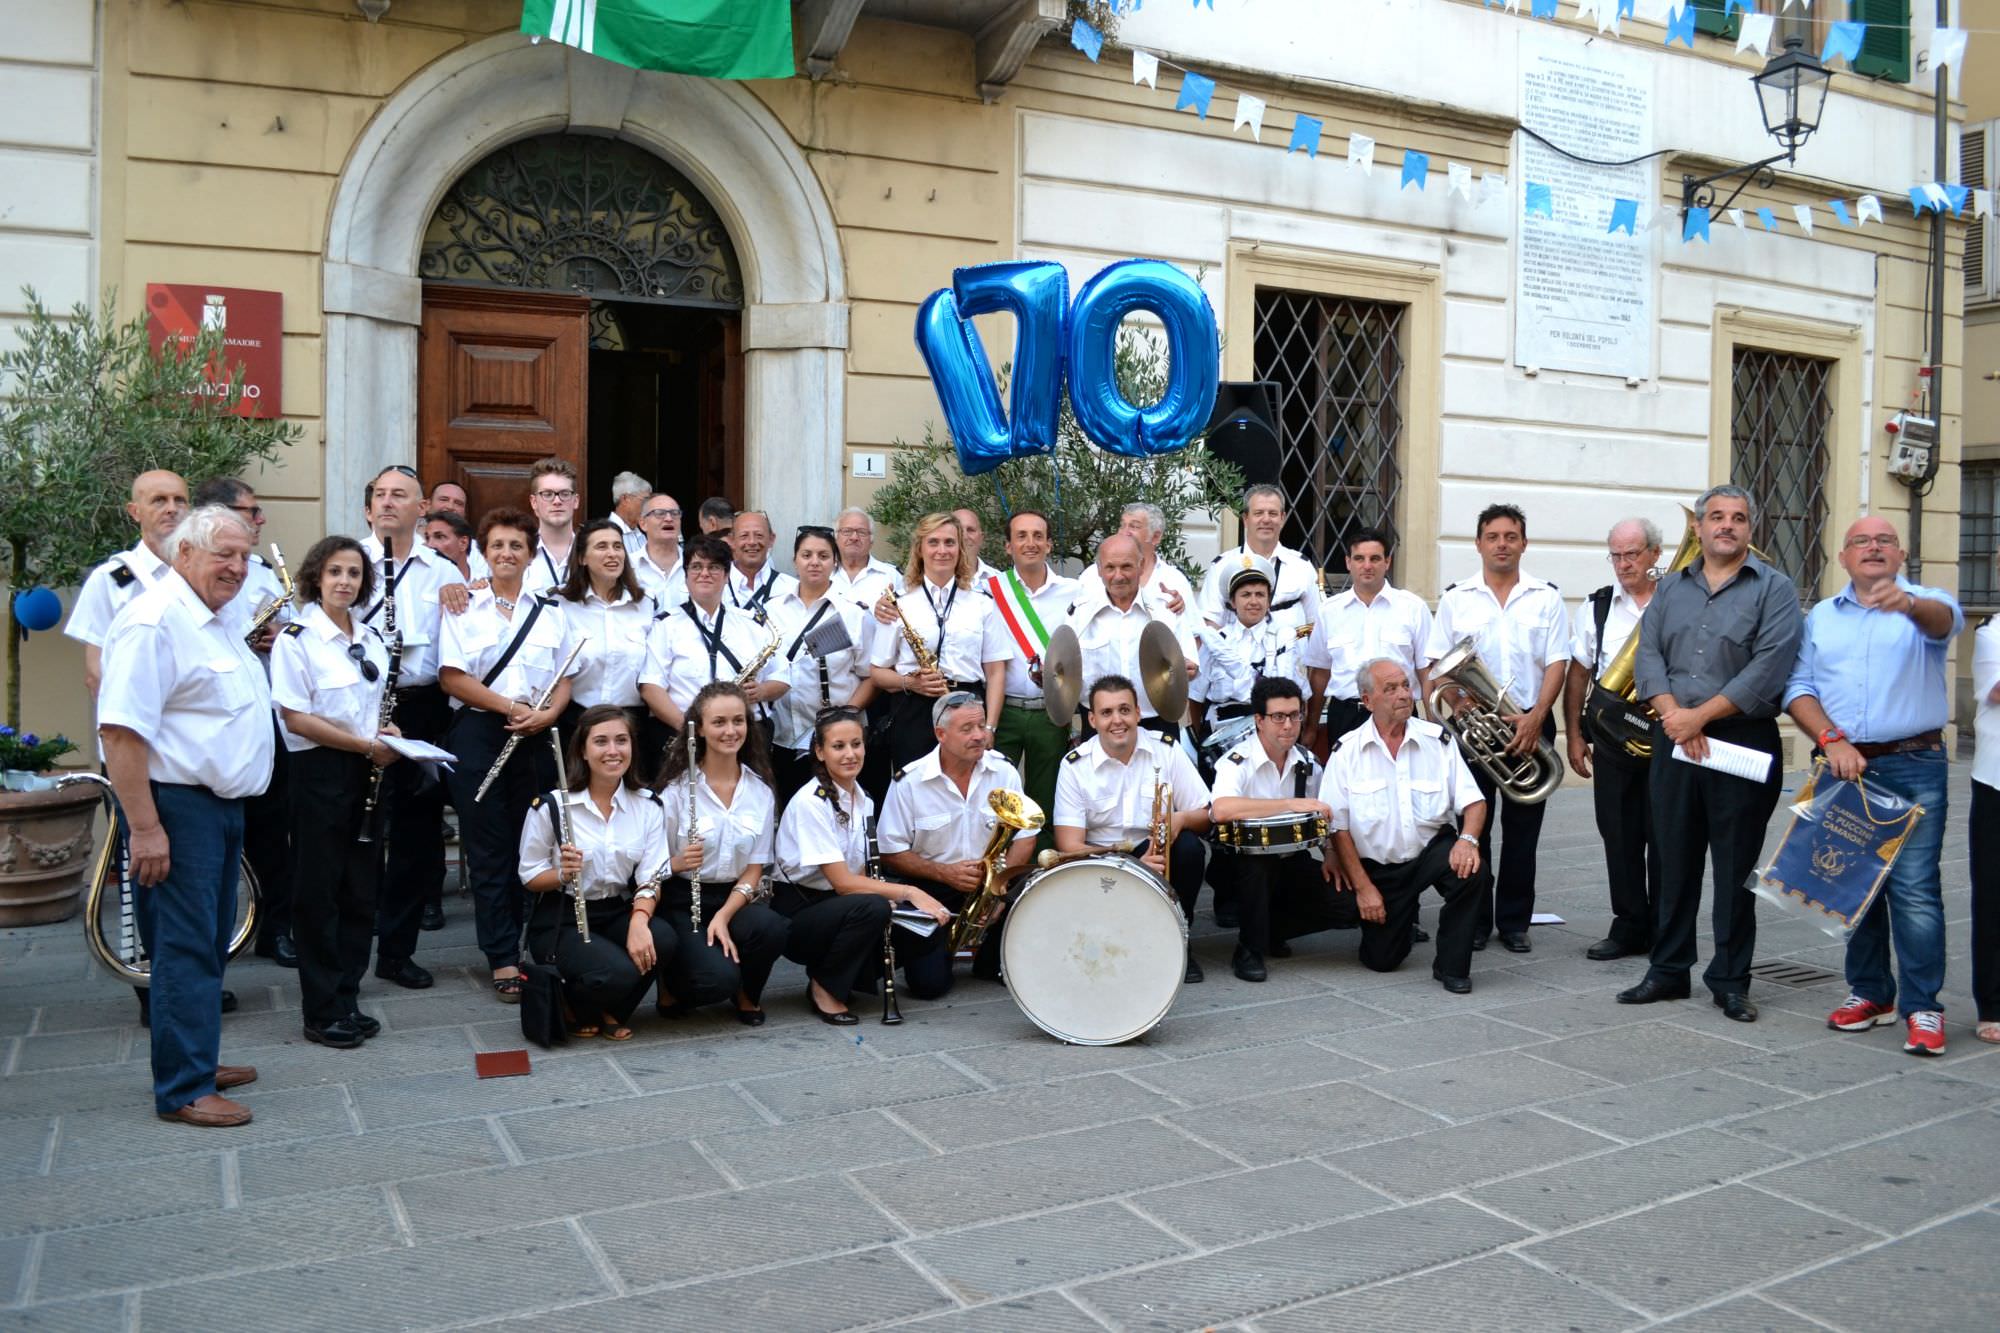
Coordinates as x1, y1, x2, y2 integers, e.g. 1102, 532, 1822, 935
1904, 1011, 1946, 1057
1826, 994, 1895, 1031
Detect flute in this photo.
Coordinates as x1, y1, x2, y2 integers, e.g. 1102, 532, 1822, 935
474, 638, 586, 803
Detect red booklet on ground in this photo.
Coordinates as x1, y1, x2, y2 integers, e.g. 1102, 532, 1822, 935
475, 1050, 532, 1079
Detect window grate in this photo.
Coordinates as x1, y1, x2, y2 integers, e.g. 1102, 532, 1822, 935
1962, 461, 1999, 609
1252, 289, 1406, 573
1730, 348, 1832, 603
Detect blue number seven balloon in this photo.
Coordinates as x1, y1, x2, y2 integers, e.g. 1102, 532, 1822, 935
913, 262, 1070, 476
1066, 259, 1219, 458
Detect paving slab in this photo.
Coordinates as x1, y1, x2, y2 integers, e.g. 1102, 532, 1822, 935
1769, 1209, 2000, 1332
1119, 1038, 1373, 1104
613, 1029, 875, 1093
1646, 1294, 1832, 1331
888, 1071, 1175, 1150
739, 1053, 988, 1123
496, 1082, 764, 1159
1720, 1070, 2000, 1156
0, 1295, 130, 1331
1166, 1079, 1432, 1167
1752, 1109, 2000, 1232
52, 1083, 356, 1171
234, 1119, 510, 1204
1530, 1019, 1770, 1086
1467, 1128, 1794, 1231
1254, 1252, 1638, 1332
396, 1138, 727, 1241
1315, 1012, 1550, 1070
1359, 1049, 1614, 1120
0, 1152, 220, 1239
585, 1174, 902, 1287
0, 1117, 52, 1177
1536, 1068, 1805, 1142
696, 1108, 934, 1187
876, 1291, 1107, 1332
1128, 1160, 1394, 1248
1324, 1110, 1621, 1202
346, 1053, 636, 1133
909, 1201, 1188, 1303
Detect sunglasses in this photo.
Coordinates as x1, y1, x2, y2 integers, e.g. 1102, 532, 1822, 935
347, 642, 380, 683
797, 524, 835, 539
815, 705, 864, 724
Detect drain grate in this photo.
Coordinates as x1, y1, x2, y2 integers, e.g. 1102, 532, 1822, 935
1749, 960, 1839, 988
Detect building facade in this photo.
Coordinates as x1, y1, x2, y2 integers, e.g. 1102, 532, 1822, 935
4, 0, 1969, 743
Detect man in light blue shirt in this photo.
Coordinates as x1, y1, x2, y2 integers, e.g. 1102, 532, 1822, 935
1785, 515, 1962, 1056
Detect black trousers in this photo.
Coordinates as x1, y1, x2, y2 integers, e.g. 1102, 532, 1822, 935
1646, 716, 1782, 997
892, 876, 1005, 1000
443, 707, 556, 971
1322, 695, 1368, 748
655, 879, 788, 1008
1469, 713, 1557, 938
1357, 828, 1486, 980
377, 683, 449, 967
887, 685, 979, 770
771, 883, 893, 1003
1207, 847, 1355, 956
288, 747, 380, 1028
245, 720, 292, 946
1142, 831, 1207, 929
1970, 780, 1999, 1023
1138, 717, 1183, 744
1591, 739, 1660, 949
527, 893, 677, 1026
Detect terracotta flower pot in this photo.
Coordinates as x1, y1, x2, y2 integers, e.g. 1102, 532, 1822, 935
0, 781, 102, 926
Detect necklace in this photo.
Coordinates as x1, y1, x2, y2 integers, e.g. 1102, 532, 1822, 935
494, 595, 516, 612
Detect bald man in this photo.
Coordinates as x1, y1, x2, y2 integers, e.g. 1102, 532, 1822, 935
67, 470, 191, 695
1064, 533, 1199, 740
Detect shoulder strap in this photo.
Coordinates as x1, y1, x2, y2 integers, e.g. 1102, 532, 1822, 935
1588, 585, 1614, 674
481, 596, 546, 688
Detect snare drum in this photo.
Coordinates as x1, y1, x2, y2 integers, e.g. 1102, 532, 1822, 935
1196, 713, 1255, 785
1000, 855, 1186, 1045
1211, 811, 1329, 855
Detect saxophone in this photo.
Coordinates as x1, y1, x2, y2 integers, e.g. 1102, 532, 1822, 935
884, 588, 940, 673
948, 789, 1045, 956
244, 542, 294, 646
735, 612, 782, 690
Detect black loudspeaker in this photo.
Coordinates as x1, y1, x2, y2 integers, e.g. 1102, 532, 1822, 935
1204, 381, 1281, 488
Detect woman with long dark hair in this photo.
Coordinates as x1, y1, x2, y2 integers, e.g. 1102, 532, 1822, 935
653, 681, 788, 1023
518, 705, 677, 1041
555, 518, 653, 756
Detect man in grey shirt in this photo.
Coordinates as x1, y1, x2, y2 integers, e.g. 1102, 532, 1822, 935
1617, 484, 1802, 1023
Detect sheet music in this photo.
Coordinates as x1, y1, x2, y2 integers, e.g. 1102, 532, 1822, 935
1671, 738, 1773, 785
380, 735, 457, 766
891, 908, 942, 937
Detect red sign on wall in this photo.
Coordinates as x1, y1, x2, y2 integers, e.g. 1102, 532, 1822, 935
144, 284, 283, 419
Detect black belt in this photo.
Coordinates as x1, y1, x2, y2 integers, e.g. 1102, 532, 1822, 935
1213, 702, 1254, 720
1849, 729, 1944, 759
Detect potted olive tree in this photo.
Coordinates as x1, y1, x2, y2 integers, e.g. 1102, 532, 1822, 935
0, 290, 297, 924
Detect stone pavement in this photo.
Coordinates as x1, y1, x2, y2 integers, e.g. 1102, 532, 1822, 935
1, 764, 1995, 1332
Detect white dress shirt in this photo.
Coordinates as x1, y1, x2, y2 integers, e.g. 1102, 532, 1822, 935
983, 567, 1079, 701
438, 588, 576, 709
830, 557, 898, 662
1973, 618, 1999, 790
1066, 593, 1199, 721
1303, 584, 1433, 699
66, 541, 171, 648
269, 602, 391, 753
631, 546, 688, 611
1198, 543, 1321, 627
776, 780, 874, 891
1320, 716, 1481, 864
640, 602, 783, 717
359, 535, 458, 687
661, 767, 775, 882
1210, 737, 1321, 803
466, 546, 493, 582
1194, 613, 1313, 706
1427, 573, 1569, 712
1571, 585, 1652, 672
557, 588, 654, 709
1052, 734, 1211, 847
1075, 557, 1200, 626
97, 572, 274, 799
878, 748, 1034, 863
609, 513, 647, 558
518, 783, 671, 902
870, 576, 1016, 684
727, 561, 797, 613
768, 591, 872, 750
520, 538, 576, 600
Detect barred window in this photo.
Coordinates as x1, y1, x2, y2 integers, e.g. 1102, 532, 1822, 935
1729, 347, 1832, 602
1963, 460, 2000, 608
1252, 289, 1405, 575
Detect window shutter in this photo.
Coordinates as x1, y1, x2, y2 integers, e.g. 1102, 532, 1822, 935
1850, 0, 1911, 83
1967, 123, 1990, 304
1691, 0, 1740, 40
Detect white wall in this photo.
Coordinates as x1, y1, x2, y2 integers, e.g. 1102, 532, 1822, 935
0, 0, 99, 348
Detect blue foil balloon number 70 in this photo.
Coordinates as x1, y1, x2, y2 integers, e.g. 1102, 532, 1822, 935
914, 258, 1219, 477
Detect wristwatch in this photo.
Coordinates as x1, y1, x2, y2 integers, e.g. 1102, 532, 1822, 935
634, 885, 660, 902
1817, 726, 1847, 747
1456, 833, 1477, 845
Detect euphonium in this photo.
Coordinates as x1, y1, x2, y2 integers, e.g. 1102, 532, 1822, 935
1428, 639, 1564, 805
948, 789, 1045, 956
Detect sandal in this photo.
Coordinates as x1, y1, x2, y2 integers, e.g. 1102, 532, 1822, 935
600, 1024, 635, 1042
567, 1022, 601, 1038
493, 974, 524, 1004
1978, 1021, 2000, 1045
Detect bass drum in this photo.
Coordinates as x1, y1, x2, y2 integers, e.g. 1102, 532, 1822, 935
1000, 855, 1186, 1046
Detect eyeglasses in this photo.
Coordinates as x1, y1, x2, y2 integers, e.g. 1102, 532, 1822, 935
836, 526, 871, 539
1605, 548, 1654, 564
533, 489, 577, 503
1844, 534, 1900, 550
643, 507, 682, 520
346, 642, 380, 683
1259, 709, 1304, 726
229, 504, 265, 521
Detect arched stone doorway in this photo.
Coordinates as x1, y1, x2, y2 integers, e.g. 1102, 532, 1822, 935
416, 131, 747, 520
320, 35, 846, 535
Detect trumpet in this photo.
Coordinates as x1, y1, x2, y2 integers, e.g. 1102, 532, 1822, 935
244, 542, 293, 646
1428, 638, 1564, 805
948, 789, 1045, 957
474, 637, 587, 802
884, 587, 940, 674
1151, 774, 1173, 882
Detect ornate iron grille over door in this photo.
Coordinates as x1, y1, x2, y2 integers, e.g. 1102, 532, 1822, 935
1252, 290, 1406, 571
1729, 347, 1832, 602
420, 134, 743, 307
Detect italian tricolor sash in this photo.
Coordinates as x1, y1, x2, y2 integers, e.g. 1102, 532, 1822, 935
987, 570, 1050, 663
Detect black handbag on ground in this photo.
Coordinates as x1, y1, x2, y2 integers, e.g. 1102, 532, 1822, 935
516, 799, 570, 1049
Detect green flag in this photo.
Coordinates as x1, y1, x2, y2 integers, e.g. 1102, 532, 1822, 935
521, 0, 794, 79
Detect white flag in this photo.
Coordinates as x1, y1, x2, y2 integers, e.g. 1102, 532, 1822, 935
1233, 94, 1266, 142
1921, 181, 1950, 209
1977, 188, 1994, 220
1448, 161, 1474, 200
1348, 133, 1376, 176
1856, 194, 1882, 225
1728, 207, 1746, 230
1132, 50, 1158, 90
1480, 171, 1508, 203
1737, 13, 1775, 56
1929, 28, 1967, 70
1794, 203, 1815, 235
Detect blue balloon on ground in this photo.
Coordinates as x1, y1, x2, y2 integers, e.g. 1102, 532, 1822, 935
914, 288, 1014, 476
1065, 259, 1219, 457
952, 260, 1069, 460
12, 587, 61, 633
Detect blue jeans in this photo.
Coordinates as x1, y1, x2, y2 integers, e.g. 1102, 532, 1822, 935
137, 783, 245, 1114
1843, 748, 1948, 1016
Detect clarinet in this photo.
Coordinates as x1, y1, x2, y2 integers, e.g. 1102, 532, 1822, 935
357, 555, 402, 844
683, 723, 703, 933
870, 815, 903, 1025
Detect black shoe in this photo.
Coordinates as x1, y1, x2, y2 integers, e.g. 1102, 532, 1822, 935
255, 933, 299, 968
420, 904, 446, 932
735, 1006, 767, 1027
1586, 937, 1643, 962
1471, 934, 1489, 952
1184, 951, 1204, 984
1617, 976, 1692, 1005
1267, 939, 1294, 959
1714, 992, 1759, 1023
809, 996, 859, 1026
1498, 931, 1532, 954
304, 1019, 365, 1049
1411, 924, 1430, 944
375, 960, 434, 990
348, 1012, 381, 1039
1232, 946, 1267, 983
1214, 908, 1239, 930
1432, 967, 1471, 995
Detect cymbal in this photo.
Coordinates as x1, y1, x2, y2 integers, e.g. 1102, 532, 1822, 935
1139, 620, 1188, 722
1041, 625, 1083, 727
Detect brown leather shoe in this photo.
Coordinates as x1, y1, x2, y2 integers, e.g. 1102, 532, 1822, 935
215, 1065, 258, 1091
158, 1094, 253, 1128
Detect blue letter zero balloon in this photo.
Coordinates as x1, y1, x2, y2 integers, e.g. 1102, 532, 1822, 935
1065, 259, 1219, 458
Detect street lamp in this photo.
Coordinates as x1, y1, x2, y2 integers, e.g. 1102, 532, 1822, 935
1682, 37, 1833, 214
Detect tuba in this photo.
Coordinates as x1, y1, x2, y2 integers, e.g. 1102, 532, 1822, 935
1428, 639, 1564, 805
65, 773, 258, 985
948, 789, 1045, 956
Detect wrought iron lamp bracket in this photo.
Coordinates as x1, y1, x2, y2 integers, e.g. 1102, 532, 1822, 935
1681, 153, 1789, 217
